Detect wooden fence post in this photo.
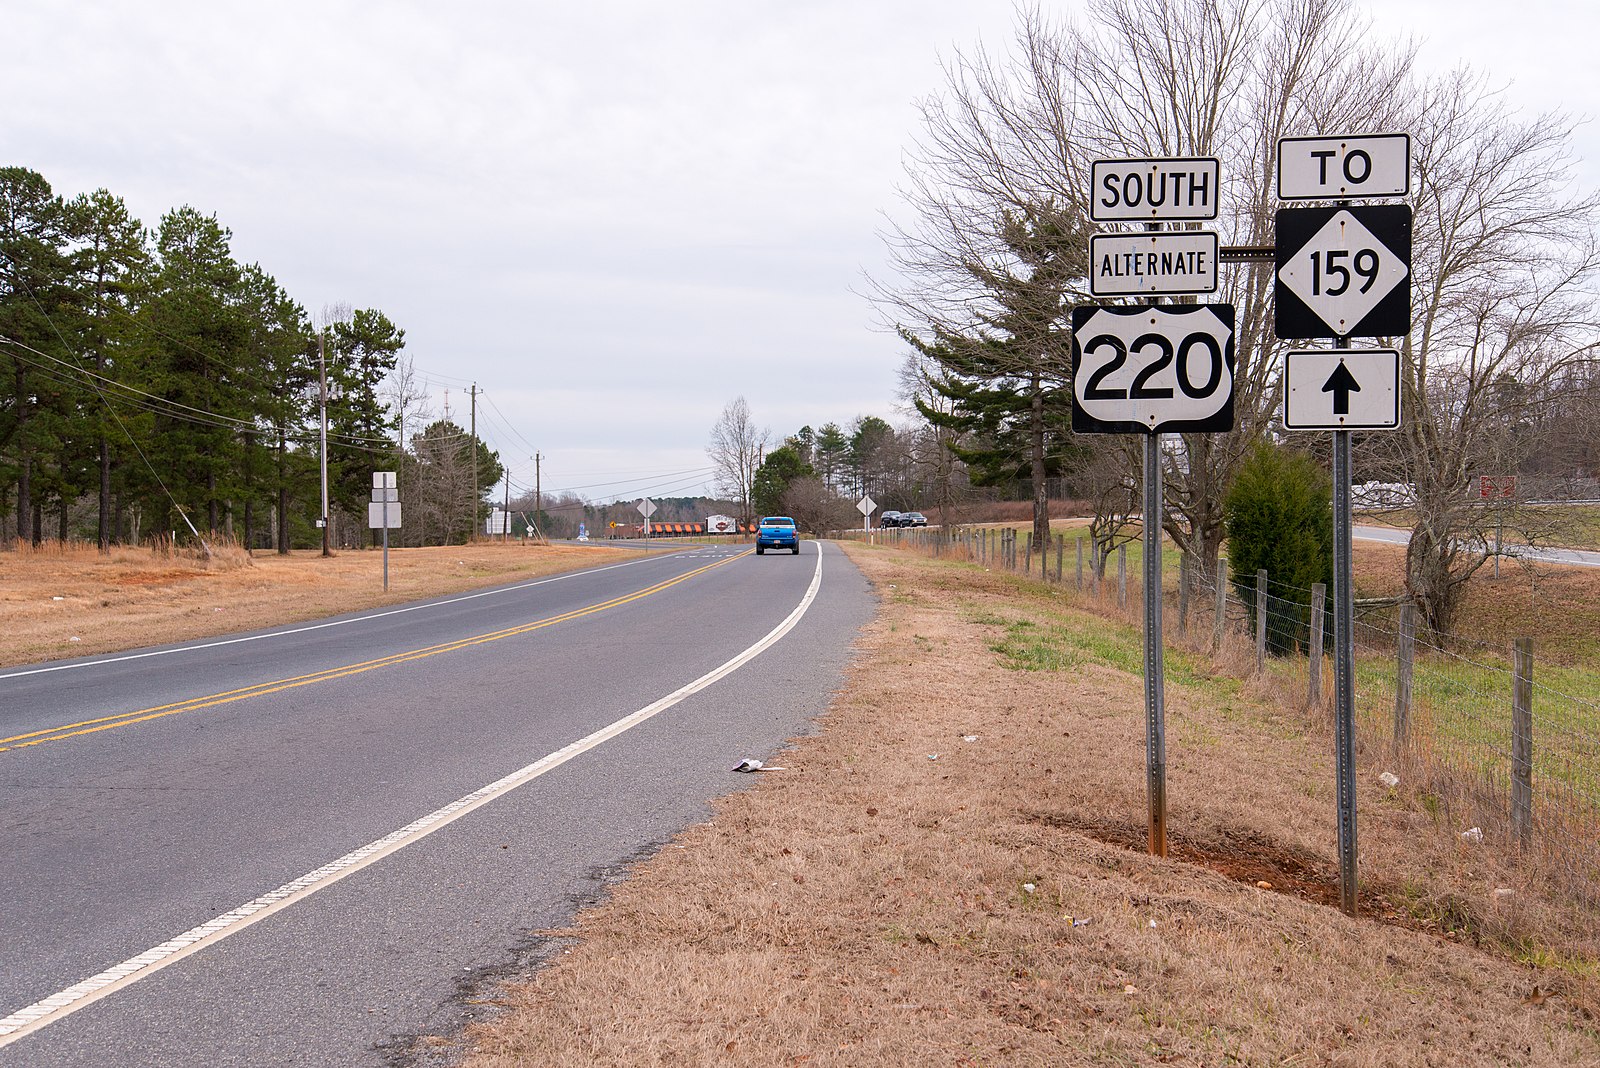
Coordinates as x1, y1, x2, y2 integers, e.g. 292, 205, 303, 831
1177, 552, 1190, 636
1255, 568, 1268, 672
1213, 555, 1228, 653
1394, 602, 1415, 746
1076, 536, 1084, 589
1309, 583, 1326, 708
1512, 637, 1534, 847
1118, 546, 1127, 608
1025, 532, 1033, 575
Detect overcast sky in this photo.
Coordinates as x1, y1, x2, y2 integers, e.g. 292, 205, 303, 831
9, 1, 1595, 504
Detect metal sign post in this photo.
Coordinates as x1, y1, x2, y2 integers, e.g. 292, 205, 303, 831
1143, 430, 1167, 856
369, 472, 401, 591
636, 498, 656, 548
1080, 154, 1235, 858
1330, 344, 1358, 916
857, 494, 877, 541
1274, 129, 1411, 918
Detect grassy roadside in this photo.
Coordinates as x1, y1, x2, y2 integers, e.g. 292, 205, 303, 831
0, 540, 630, 668
458, 541, 1600, 1066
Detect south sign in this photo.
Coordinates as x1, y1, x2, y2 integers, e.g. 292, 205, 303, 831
1090, 157, 1220, 222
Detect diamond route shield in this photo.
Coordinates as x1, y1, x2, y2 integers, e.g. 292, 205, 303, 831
1275, 205, 1411, 339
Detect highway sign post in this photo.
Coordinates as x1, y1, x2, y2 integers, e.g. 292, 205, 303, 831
1071, 297, 1236, 858
857, 494, 876, 538
369, 472, 401, 591
1275, 129, 1412, 917
636, 498, 656, 548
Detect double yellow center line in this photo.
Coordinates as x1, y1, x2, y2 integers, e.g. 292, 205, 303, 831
0, 552, 746, 754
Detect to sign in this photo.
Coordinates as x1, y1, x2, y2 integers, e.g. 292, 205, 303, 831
1090, 157, 1220, 221
1089, 232, 1218, 296
1283, 349, 1400, 430
1276, 205, 1411, 339
1071, 304, 1236, 433
1278, 133, 1410, 200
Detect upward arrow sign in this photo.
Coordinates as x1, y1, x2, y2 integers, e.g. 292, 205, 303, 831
1322, 362, 1361, 415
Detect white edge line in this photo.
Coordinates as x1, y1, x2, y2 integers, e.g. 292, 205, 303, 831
0, 549, 711, 682
0, 542, 825, 1047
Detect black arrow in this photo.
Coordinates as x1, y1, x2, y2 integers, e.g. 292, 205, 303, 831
1322, 361, 1361, 415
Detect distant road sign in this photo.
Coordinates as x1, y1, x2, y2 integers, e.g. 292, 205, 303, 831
1089, 231, 1219, 296
1090, 157, 1220, 221
1276, 205, 1411, 339
636, 498, 657, 518
1283, 349, 1400, 430
856, 495, 876, 517
1278, 133, 1410, 200
1071, 303, 1236, 433
1479, 475, 1517, 499
368, 502, 403, 529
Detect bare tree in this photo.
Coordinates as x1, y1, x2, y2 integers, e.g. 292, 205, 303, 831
1364, 70, 1600, 636
382, 350, 432, 498
707, 397, 768, 524
875, 0, 1417, 582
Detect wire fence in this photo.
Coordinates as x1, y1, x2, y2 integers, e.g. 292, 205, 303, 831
842, 522, 1600, 908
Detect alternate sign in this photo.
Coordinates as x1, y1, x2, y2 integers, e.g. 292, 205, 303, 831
1278, 133, 1410, 200
636, 498, 657, 518
1071, 303, 1236, 433
1089, 231, 1218, 297
1090, 157, 1220, 221
1283, 349, 1400, 430
856, 495, 876, 517
1275, 205, 1411, 339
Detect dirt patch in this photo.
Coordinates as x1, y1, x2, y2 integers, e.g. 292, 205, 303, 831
458, 543, 1600, 1067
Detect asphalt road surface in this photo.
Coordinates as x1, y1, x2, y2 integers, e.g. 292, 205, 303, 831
1354, 525, 1600, 568
0, 540, 874, 1066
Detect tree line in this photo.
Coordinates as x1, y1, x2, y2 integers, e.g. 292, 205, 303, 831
0, 166, 503, 551
874, 0, 1600, 637
707, 396, 973, 533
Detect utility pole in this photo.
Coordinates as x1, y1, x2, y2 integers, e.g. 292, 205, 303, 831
318, 329, 331, 557
535, 452, 542, 538
468, 383, 479, 542
502, 469, 510, 543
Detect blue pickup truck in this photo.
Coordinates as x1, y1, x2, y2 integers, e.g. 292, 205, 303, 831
755, 516, 800, 555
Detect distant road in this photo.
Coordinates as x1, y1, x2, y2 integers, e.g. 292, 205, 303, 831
1354, 525, 1600, 568
0, 541, 873, 1066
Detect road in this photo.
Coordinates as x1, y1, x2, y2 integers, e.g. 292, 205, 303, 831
1354, 525, 1600, 568
0, 541, 873, 1066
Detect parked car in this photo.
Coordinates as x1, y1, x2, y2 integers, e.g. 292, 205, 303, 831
878, 510, 904, 528
902, 511, 928, 527
755, 515, 800, 555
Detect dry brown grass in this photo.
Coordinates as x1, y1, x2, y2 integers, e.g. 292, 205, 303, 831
459, 544, 1600, 1067
0, 539, 625, 668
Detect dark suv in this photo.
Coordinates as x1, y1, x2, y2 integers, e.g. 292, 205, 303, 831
755, 516, 800, 555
